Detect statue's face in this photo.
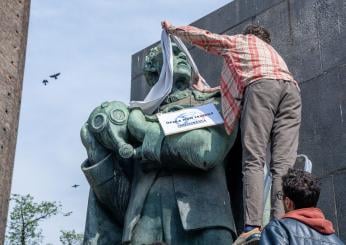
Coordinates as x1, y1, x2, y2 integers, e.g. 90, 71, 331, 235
172, 44, 192, 87
144, 43, 192, 88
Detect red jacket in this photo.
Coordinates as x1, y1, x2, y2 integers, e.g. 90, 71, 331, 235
283, 207, 335, 234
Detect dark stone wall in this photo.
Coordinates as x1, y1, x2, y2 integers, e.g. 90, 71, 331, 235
131, 0, 346, 241
0, 0, 30, 243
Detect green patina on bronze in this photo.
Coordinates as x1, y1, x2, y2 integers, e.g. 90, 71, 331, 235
80, 42, 240, 244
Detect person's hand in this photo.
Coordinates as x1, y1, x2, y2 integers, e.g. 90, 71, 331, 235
192, 75, 220, 93
203, 86, 220, 93
192, 76, 207, 92
161, 20, 172, 31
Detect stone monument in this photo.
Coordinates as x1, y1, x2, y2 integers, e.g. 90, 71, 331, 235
81, 42, 240, 244
81, 0, 346, 242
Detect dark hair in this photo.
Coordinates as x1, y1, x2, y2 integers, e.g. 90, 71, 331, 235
282, 168, 321, 209
243, 24, 271, 44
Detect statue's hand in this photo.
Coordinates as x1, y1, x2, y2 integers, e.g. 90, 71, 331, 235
128, 109, 151, 142
132, 146, 162, 172
128, 109, 164, 170
81, 123, 109, 165
192, 75, 220, 93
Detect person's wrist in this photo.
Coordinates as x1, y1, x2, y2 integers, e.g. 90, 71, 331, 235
167, 25, 175, 33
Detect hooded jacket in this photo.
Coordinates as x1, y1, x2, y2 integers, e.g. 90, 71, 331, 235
260, 208, 344, 244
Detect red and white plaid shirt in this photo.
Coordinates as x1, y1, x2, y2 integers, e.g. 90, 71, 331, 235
169, 25, 298, 135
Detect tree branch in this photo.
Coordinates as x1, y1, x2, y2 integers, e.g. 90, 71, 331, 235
24, 209, 57, 228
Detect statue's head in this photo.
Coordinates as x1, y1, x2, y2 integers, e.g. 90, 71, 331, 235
143, 43, 192, 89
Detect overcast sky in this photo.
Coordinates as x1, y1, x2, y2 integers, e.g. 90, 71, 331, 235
10, 1, 232, 244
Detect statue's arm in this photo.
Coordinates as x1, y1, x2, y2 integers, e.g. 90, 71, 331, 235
128, 108, 238, 171
81, 124, 131, 225
160, 125, 238, 171
81, 154, 131, 224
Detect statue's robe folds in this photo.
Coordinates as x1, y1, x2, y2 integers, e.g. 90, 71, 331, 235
82, 90, 239, 244
82, 153, 131, 244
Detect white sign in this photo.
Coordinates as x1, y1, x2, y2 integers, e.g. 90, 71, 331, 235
157, 103, 224, 136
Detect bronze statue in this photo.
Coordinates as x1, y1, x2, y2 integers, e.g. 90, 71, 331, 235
80, 42, 240, 244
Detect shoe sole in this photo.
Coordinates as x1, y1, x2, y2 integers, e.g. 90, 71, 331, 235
244, 239, 259, 245
244, 237, 260, 245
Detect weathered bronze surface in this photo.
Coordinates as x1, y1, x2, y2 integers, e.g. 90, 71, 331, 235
81, 43, 239, 244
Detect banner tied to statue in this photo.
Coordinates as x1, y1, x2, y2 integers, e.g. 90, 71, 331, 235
157, 103, 224, 135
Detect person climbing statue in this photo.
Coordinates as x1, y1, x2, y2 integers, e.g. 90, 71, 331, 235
162, 20, 301, 244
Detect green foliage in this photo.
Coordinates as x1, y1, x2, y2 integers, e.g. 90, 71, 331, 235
59, 230, 83, 245
6, 194, 61, 245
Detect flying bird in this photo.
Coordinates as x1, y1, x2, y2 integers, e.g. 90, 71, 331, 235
63, 211, 73, 216
49, 72, 61, 80
42, 80, 48, 86
72, 184, 80, 188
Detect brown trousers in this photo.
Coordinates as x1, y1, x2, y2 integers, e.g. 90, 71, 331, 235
241, 79, 301, 226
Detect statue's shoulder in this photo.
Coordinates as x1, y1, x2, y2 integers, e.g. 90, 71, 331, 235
192, 89, 221, 112
192, 89, 221, 101
158, 89, 221, 113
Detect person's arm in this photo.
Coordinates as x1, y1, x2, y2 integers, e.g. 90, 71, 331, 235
193, 74, 220, 93
162, 20, 232, 56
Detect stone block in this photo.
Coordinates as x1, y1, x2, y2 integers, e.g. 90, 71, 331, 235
299, 64, 346, 176
188, 47, 223, 88
130, 75, 151, 101
318, 176, 338, 231
193, 0, 257, 34
223, 20, 252, 36
287, 0, 323, 83
191, 0, 286, 34
255, 0, 285, 14
255, 0, 322, 83
315, 0, 346, 71
333, 172, 346, 241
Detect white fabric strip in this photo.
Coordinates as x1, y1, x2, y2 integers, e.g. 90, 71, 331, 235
130, 31, 209, 114
130, 31, 173, 114
171, 35, 210, 88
